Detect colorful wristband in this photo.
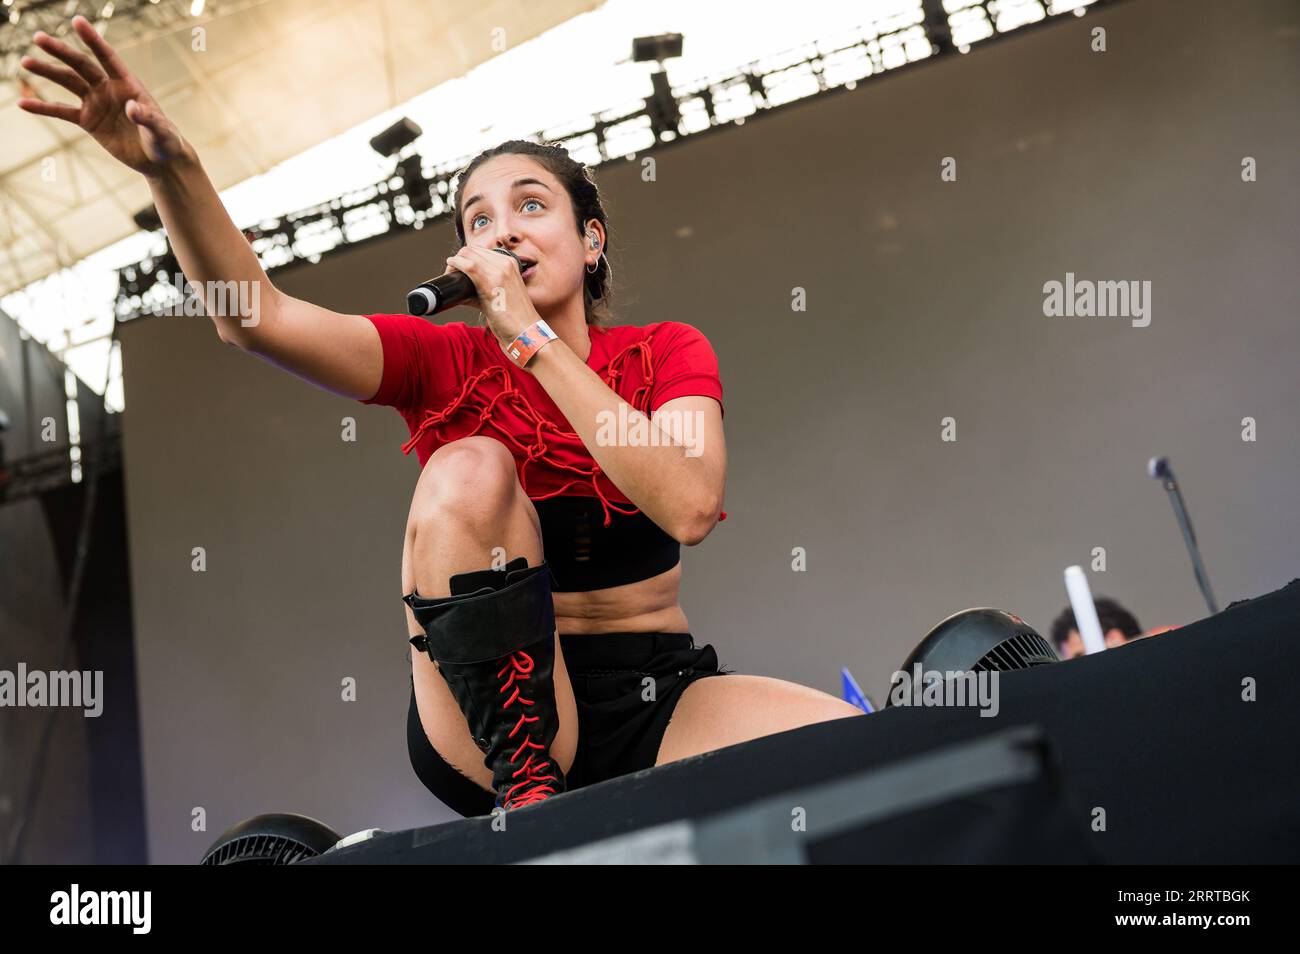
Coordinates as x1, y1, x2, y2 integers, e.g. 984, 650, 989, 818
505, 318, 559, 368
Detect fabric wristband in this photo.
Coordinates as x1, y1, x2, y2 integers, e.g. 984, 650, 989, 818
505, 318, 559, 368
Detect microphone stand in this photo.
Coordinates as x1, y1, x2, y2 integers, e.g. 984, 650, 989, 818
1148, 456, 1219, 616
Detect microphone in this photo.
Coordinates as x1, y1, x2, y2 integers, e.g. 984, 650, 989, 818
406, 248, 524, 317
1147, 455, 1219, 615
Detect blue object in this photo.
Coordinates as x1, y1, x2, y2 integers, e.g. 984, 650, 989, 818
841, 667, 874, 714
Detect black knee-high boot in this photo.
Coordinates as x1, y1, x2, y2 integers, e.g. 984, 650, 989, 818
404, 556, 566, 811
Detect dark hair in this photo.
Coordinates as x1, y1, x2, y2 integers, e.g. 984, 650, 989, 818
1050, 597, 1142, 649
451, 140, 613, 327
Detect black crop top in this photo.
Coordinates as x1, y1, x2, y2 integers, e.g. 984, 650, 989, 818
533, 495, 680, 592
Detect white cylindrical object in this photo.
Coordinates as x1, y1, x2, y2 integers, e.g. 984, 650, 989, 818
1064, 565, 1107, 655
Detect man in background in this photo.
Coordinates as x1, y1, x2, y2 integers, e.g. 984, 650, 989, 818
1049, 597, 1178, 659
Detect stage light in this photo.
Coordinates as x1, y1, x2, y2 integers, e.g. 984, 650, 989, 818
631, 33, 683, 63
630, 35, 684, 142
132, 204, 162, 232
369, 117, 423, 158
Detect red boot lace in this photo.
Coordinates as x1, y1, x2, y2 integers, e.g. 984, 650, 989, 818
496, 651, 561, 809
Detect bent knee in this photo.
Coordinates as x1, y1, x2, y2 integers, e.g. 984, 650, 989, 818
412, 437, 521, 520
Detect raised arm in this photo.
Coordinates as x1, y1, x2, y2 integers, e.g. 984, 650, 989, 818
18, 16, 383, 401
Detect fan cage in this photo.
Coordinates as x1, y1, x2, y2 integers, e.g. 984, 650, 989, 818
201, 833, 323, 866
971, 631, 1060, 673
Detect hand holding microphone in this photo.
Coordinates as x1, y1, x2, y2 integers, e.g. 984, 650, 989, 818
407, 247, 525, 317
407, 245, 556, 369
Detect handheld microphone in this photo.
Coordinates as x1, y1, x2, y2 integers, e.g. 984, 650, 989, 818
1147, 455, 1219, 615
406, 248, 523, 317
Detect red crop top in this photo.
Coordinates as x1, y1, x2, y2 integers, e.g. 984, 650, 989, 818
360, 314, 727, 531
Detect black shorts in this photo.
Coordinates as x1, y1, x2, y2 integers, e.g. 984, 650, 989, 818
407, 632, 734, 817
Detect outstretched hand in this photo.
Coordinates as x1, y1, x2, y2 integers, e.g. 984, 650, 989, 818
17, 15, 189, 177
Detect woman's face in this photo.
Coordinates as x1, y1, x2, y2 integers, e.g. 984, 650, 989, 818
458, 155, 599, 315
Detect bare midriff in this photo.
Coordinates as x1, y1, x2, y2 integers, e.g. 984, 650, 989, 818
551, 561, 689, 636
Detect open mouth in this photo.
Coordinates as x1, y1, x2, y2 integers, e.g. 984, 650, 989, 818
520, 259, 538, 280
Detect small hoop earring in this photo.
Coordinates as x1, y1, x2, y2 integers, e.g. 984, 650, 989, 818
586, 256, 600, 275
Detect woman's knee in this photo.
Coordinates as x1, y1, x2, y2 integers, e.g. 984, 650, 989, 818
412, 436, 521, 526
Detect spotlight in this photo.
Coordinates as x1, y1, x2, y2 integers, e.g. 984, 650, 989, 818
369, 117, 423, 158
630, 35, 684, 141
132, 205, 162, 232
631, 33, 683, 63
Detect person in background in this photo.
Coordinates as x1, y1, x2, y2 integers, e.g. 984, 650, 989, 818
1050, 597, 1178, 659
